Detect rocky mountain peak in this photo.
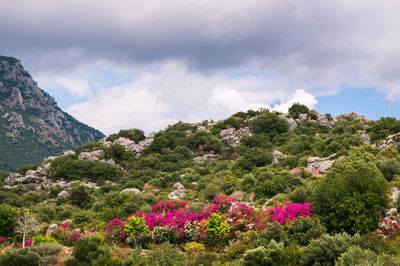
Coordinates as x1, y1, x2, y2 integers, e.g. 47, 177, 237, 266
0, 55, 105, 171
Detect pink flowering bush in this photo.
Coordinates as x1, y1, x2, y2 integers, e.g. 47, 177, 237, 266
267, 202, 313, 225
107, 196, 314, 248
104, 218, 127, 243
376, 217, 400, 240
16, 238, 33, 249
51, 221, 81, 246
151, 201, 187, 213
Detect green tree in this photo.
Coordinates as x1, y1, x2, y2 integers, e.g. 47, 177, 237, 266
0, 204, 17, 236
288, 103, 310, 119
312, 150, 389, 234
251, 113, 289, 138
67, 186, 93, 209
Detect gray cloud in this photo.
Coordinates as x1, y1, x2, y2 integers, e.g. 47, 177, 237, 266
1, 0, 400, 133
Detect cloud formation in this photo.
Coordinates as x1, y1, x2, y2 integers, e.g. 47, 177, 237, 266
1, 1, 399, 133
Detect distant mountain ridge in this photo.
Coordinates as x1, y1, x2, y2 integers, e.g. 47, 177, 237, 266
0, 55, 105, 170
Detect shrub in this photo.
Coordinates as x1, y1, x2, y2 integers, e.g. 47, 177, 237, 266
285, 217, 326, 246
107, 128, 145, 143
124, 215, 150, 247
251, 113, 289, 137
289, 103, 310, 119
30, 242, 63, 265
336, 245, 377, 266
0, 248, 42, 266
51, 222, 81, 246
67, 186, 92, 209
0, 204, 17, 236
300, 233, 352, 266
206, 213, 231, 239
242, 240, 285, 266
312, 151, 389, 234
65, 236, 119, 266
32, 235, 57, 244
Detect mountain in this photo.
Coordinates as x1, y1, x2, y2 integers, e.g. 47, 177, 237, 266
0, 55, 105, 171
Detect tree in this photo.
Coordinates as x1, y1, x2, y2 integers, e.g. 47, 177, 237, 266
0, 204, 17, 236
68, 186, 93, 209
16, 210, 40, 248
288, 103, 310, 119
251, 113, 289, 138
312, 149, 389, 234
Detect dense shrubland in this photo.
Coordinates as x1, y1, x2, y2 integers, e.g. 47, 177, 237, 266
1, 104, 400, 265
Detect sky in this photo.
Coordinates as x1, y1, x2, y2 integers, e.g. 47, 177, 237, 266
1, 0, 400, 135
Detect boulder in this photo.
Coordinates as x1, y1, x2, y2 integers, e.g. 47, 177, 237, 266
358, 131, 371, 145
5, 172, 21, 184
272, 150, 285, 164
168, 190, 185, 200
57, 190, 69, 199
194, 154, 217, 163
173, 182, 185, 192
221, 135, 240, 146
120, 188, 141, 194
220, 128, 235, 138
231, 191, 246, 201
63, 150, 76, 156
46, 224, 58, 236
306, 157, 334, 176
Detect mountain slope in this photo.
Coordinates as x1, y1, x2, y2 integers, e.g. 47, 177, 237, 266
0, 55, 104, 170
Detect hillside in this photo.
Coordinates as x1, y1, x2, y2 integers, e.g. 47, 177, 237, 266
1, 105, 400, 264
0, 56, 105, 171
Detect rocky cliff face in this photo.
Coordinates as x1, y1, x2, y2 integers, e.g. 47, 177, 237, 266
0, 56, 105, 170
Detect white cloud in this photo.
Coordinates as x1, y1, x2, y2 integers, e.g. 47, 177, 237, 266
65, 62, 319, 134
272, 89, 318, 113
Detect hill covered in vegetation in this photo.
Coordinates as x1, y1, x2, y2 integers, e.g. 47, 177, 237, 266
0, 55, 105, 171
1, 104, 400, 265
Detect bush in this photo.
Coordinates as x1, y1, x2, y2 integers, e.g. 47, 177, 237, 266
30, 242, 63, 265
312, 150, 389, 234
65, 236, 120, 266
242, 240, 285, 266
336, 245, 377, 266
300, 233, 352, 266
289, 103, 310, 119
206, 213, 230, 239
0, 248, 42, 266
16, 164, 39, 175
32, 235, 57, 244
107, 128, 145, 143
251, 113, 289, 137
0, 204, 17, 236
67, 186, 92, 209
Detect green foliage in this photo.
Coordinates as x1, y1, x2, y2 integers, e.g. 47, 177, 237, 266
0, 248, 42, 266
251, 113, 289, 137
300, 233, 352, 266
336, 245, 378, 266
242, 240, 285, 266
32, 235, 57, 243
107, 128, 145, 143
0, 204, 17, 236
67, 186, 93, 209
50, 156, 118, 182
289, 103, 310, 119
15, 164, 39, 175
255, 179, 278, 199
285, 217, 326, 246
367, 117, 400, 141
65, 236, 120, 266
312, 150, 389, 234
124, 216, 149, 236
206, 213, 230, 238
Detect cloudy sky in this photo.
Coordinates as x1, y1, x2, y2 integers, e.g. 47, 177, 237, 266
1, 0, 400, 135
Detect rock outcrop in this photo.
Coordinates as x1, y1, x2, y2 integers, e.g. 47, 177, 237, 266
306, 155, 335, 176
113, 133, 155, 158
168, 182, 185, 199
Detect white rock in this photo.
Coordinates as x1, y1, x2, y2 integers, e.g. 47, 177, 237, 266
120, 188, 141, 194
57, 190, 69, 199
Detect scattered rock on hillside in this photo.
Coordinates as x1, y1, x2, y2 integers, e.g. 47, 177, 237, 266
336, 112, 372, 123
168, 182, 185, 199
120, 188, 141, 194
272, 150, 285, 164
112, 134, 155, 158
78, 150, 104, 161
306, 156, 334, 176
46, 224, 58, 236
358, 131, 371, 145
386, 132, 400, 146
194, 154, 218, 163
57, 190, 69, 199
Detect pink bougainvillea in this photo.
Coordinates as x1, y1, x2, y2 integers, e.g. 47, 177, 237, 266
105, 218, 127, 243
151, 201, 187, 213
267, 202, 313, 225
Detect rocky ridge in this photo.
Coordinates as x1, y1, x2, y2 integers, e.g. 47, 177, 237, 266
0, 55, 104, 170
